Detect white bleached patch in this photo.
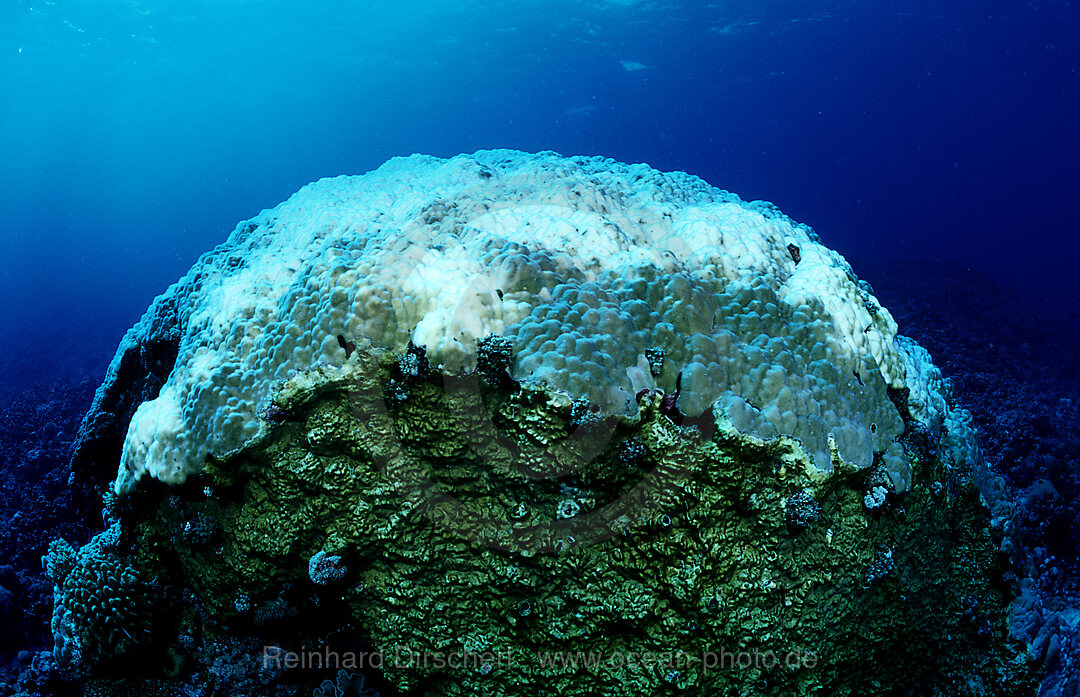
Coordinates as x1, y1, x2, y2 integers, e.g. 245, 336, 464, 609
114, 150, 923, 494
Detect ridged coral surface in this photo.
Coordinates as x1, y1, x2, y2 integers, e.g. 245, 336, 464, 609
121, 342, 1033, 696
112, 150, 912, 494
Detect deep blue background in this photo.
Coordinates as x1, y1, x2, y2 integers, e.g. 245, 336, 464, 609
2, 0, 1078, 383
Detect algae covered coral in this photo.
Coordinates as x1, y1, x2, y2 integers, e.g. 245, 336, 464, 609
57, 151, 1037, 695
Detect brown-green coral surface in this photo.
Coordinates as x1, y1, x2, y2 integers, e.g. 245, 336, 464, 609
112, 344, 1035, 696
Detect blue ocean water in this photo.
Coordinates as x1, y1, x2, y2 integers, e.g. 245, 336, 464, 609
3, 0, 1078, 372
1, 1, 1079, 695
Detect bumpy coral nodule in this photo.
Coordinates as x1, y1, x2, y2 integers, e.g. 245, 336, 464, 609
44, 525, 153, 676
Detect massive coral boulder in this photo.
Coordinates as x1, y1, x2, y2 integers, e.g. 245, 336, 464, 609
76, 150, 910, 494
62, 151, 1035, 695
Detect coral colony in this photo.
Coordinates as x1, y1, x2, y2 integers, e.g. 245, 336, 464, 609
37, 152, 1034, 695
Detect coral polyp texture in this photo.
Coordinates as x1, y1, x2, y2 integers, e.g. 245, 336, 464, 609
59, 151, 1036, 696
98, 150, 911, 495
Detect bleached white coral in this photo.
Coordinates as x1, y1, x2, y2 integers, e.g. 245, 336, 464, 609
896, 335, 982, 471
115, 150, 911, 493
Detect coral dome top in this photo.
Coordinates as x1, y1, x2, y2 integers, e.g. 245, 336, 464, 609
113, 150, 922, 493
